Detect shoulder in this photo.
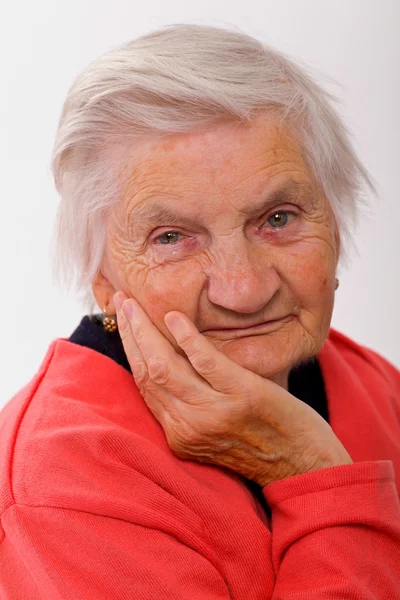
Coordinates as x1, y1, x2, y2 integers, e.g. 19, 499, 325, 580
0, 338, 172, 515
0, 339, 247, 542
321, 327, 400, 395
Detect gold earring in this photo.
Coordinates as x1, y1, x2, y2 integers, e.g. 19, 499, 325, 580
102, 306, 118, 333
335, 278, 339, 290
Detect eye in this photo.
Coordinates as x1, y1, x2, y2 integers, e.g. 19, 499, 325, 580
265, 211, 295, 229
154, 231, 183, 245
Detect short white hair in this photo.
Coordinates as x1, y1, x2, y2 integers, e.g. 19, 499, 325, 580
50, 23, 376, 315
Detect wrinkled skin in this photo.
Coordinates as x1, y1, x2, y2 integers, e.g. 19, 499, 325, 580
92, 112, 352, 484
113, 295, 352, 486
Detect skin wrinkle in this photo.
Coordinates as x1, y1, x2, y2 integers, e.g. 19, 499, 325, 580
126, 179, 316, 237
93, 112, 339, 389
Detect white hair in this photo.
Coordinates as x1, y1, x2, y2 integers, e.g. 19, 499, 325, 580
49, 23, 376, 316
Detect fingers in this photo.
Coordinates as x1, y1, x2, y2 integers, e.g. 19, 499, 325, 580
115, 294, 210, 402
164, 311, 255, 394
115, 298, 177, 427
114, 296, 148, 387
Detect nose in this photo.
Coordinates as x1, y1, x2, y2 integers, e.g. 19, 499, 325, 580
205, 245, 281, 314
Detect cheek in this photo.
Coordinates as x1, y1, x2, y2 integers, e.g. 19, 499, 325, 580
279, 240, 336, 310
130, 261, 206, 340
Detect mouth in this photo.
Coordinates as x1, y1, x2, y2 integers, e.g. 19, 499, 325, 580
202, 315, 295, 340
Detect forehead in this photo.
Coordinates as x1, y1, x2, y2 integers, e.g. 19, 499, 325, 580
117, 113, 314, 213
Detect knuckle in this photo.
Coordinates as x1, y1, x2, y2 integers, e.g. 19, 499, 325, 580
133, 362, 149, 386
192, 352, 218, 375
176, 330, 194, 348
132, 326, 146, 345
147, 356, 171, 386
178, 334, 205, 360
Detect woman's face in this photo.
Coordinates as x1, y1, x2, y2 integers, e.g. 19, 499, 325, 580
94, 112, 339, 387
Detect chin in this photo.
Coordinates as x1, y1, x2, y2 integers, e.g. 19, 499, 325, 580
206, 321, 320, 380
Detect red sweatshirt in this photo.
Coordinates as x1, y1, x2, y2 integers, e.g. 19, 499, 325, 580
0, 327, 399, 599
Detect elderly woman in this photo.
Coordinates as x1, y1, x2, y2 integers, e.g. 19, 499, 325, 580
1, 24, 399, 599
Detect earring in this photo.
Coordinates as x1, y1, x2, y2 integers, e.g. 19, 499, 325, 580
102, 306, 118, 333
335, 278, 339, 290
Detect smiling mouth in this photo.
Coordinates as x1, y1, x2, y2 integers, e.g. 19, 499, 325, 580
202, 315, 295, 339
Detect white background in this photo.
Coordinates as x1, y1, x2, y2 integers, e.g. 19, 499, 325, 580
1, 0, 399, 408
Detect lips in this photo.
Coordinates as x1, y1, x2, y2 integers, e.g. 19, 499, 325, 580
202, 315, 294, 339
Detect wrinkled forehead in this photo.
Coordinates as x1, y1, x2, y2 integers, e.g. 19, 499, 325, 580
115, 114, 318, 216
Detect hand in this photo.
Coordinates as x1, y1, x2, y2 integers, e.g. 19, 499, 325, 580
114, 292, 353, 487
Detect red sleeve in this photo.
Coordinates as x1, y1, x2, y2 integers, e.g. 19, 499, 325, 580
263, 460, 400, 598
0, 504, 230, 600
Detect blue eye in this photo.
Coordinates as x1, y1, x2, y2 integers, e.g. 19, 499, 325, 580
156, 231, 182, 245
267, 211, 291, 228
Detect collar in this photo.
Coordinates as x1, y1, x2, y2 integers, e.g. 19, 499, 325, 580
68, 314, 329, 423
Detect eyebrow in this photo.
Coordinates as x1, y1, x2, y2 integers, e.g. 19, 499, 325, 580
128, 180, 315, 232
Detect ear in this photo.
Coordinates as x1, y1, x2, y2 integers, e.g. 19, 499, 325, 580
92, 268, 118, 314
